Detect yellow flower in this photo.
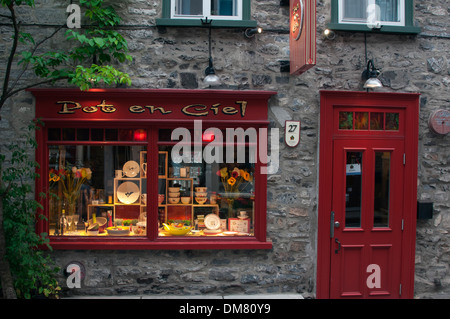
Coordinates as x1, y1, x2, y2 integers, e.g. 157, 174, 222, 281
227, 177, 236, 186
243, 172, 250, 181
220, 167, 228, 178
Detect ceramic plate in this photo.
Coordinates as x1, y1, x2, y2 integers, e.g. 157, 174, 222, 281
123, 160, 140, 177
204, 213, 221, 230
203, 229, 222, 235
117, 181, 140, 204
106, 227, 130, 236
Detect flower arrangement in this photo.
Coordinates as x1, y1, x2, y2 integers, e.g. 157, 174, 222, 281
216, 167, 253, 218
49, 166, 92, 214
216, 167, 252, 194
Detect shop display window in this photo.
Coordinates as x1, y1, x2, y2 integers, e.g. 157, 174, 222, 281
47, 129, 148, 237
46, 126, 261, 240
157, 129, 256, 237
32, 88, 275, 249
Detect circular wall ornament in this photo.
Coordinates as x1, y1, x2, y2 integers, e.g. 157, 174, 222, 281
429, 109, 450, 135
291, 0, 305, 41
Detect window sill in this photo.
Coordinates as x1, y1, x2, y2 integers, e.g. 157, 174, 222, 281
327, 23, 421, 34
46, 237, 273, 250
156, 18, 257, 28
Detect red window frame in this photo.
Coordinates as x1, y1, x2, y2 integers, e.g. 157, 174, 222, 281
31, 88, 275, 250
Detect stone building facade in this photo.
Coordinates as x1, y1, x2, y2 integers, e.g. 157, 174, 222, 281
0, 0, 448, 298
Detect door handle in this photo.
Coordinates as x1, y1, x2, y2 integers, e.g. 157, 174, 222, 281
335, 238, 341, 254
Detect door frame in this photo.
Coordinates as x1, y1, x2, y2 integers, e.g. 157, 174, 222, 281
316, 90, 420, 299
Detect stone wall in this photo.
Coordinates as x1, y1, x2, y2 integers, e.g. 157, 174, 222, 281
0, 0, 448, 298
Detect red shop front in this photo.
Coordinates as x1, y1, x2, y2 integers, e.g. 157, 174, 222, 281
30, 88, 276, 250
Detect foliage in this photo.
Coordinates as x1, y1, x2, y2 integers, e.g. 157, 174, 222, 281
1, 119, 61, 299
0, 0, 132, 108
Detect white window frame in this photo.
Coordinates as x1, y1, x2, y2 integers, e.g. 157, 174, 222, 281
338, 0, 405, 27
170, 0, 243, 21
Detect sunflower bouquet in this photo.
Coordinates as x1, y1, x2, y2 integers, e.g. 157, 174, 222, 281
216, 167, 253, 217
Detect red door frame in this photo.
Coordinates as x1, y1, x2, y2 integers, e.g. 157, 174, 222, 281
317, 90, 420, 299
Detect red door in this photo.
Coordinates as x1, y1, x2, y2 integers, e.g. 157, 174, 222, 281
317, 91, 419, 299
330, 138, 404, 298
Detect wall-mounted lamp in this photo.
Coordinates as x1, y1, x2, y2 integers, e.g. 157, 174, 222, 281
323, 29, 335, 40
362, 59, 382, 89
244, 27, 262, 38
202, 18, 221, 87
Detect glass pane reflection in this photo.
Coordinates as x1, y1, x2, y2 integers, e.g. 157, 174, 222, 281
374, 152, 390, 227
345, 151, 363, 228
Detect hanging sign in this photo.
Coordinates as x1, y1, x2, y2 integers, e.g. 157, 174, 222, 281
289, 0, 316, 75
285, 120, 301, 147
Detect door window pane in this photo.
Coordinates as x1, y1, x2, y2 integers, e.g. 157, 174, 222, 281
345, 151, 363, 228
355, 112, 369, 130
385, 113, 399, 130
370, 112, 384, 130
339, 111, 353, 130
374, 152, 390, 227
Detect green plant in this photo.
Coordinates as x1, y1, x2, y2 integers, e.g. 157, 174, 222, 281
0, 0, 132, 114
1, 119, 61, 299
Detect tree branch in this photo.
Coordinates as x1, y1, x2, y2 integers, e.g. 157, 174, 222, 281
1, 3, 19, 108
5, 77, 70, 101
8, 23, 67, 93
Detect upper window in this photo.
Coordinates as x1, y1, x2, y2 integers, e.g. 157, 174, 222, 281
157, 0, 256, 28
339, 0, 405, 27
172, 0, 242, 20
328, 0, 420, 34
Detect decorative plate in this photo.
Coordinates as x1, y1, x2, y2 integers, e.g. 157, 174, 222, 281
106, 227, 130, 236
117, 181, 140, 204
204, 213, 221, 230
123, 160, 140, 177
203, 229, 222, 235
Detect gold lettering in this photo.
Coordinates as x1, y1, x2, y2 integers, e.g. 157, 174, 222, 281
222, 106, 238, 115
236, 101, 248, 117
82, 105, 98, 113
182, 104, 208, 117
98, 100, 116, 113
145, 105, 172, 114
129, 105, 145, 113
211, 104, 220, 115
57, 101, 82, 114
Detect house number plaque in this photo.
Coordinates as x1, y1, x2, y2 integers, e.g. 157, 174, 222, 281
285, 120, 301, 147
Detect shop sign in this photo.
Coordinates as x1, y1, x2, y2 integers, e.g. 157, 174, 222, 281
56, 100, 249, 118
30, 89, 277, 122
289, 0, 316, 75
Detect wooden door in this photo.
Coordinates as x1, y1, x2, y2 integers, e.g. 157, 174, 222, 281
330, 138, 404, 298
317, 91, 420, 299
